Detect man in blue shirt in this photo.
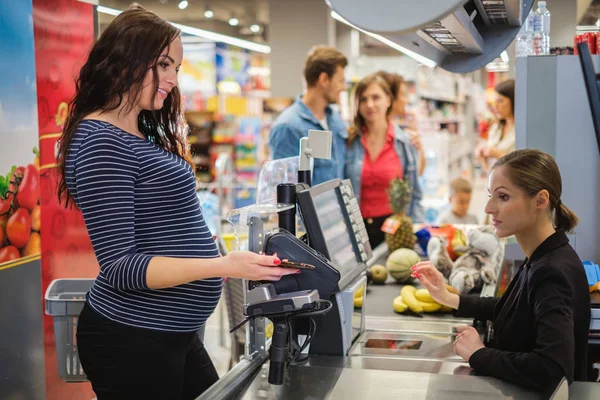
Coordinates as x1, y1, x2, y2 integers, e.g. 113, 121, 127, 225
269, 46, 348, 185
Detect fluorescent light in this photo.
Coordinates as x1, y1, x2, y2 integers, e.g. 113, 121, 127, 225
228, 17, 239, 26
250, 24, 260, 33
204, 9, 214, 19
97, 5, 120, 16
500, 50, 509, 63
174, 23, 270, 53
330, 11, 436, 68
178, 0, 188, 10
96, 6, 271, 54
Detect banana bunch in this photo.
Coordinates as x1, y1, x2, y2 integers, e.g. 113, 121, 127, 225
354, 284, 365, 308
393, 284, 459, 315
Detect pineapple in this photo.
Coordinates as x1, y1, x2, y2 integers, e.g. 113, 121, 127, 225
384, 177, 416, 252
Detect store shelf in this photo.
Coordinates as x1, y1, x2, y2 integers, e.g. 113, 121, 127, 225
421, 117, 464, 124
420, 93, 466, 104
213, 137, 235, 145
448, 135, 473, 164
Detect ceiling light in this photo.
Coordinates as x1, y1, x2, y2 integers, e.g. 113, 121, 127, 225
178, 0, 188, 10
330, 11, 436, 68
250, 24, 260, 33
97, 6, 271, 54
228, 16, 239, 26
204, 9, 214, 18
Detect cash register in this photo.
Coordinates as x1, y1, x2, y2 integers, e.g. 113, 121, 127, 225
237, 177, 373, 384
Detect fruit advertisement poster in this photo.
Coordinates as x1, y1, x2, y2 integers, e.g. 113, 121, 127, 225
33, 0, 96, 398
0, 1, 41, 268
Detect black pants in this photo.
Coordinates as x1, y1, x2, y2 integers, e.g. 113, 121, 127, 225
77, 303, 219, 400
364, 214, 391, 249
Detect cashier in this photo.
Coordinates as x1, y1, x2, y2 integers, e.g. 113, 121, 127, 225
413, 149, 591, 390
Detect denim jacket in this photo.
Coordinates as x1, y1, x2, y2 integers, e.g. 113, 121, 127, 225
268, 95, 348, 185
345, 124, 424, 222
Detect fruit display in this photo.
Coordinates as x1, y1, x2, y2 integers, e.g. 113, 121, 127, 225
393, 284, 459, 315
369, 264, 388, 284
384, 177, 416, 252
386, 248, 420, 283
0, 151, 41, 264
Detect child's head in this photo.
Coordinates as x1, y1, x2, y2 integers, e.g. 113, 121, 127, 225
450, 178, 473, 218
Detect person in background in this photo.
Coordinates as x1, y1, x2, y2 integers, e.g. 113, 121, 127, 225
345, 74, 424, 248
438, 177, 478, 225
413, 149, 590, 391
269, 46, 348, 185
57, 6, 299, 399
478, 79, 515, 173
375, 71, 426, 176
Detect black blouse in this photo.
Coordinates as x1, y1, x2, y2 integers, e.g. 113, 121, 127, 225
456, 231, 591, 390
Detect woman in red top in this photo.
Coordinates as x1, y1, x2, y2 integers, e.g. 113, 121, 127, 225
345, 74, 423, 248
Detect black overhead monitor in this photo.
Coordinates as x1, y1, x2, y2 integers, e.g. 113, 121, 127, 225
296, 179, 371, 287
577, 41, 600, 156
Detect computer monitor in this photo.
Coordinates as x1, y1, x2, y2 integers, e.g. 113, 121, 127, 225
577, 42, 600, 156
296, 179, 371, 288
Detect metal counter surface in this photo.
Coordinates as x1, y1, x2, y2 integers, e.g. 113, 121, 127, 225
200, 353, 599, 400
234, 358, 542, 400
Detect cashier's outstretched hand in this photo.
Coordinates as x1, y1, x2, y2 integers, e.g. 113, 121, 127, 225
411, 261, 448, 303
453, 325, 485, 362
221, 251, 299, 281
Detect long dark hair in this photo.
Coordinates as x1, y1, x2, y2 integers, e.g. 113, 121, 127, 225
348, 74, 393, 143
57, 4, 189, 207
495, 79, 515, 133
493, 149, 579, 232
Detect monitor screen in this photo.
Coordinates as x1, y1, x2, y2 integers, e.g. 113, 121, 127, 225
311, 187, 359, 273
577, 41, 600, 156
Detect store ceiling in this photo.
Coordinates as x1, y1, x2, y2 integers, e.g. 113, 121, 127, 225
579, 0, 600, 25
98, 0, 270, 42
97, 0, 403, 57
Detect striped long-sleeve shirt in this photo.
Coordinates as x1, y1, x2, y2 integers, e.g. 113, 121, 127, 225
65, 120, 222, 332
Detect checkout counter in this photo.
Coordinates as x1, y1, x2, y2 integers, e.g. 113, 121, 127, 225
197, 171, 600, 400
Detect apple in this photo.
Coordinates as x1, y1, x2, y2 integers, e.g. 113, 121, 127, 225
370, 264, 388, 285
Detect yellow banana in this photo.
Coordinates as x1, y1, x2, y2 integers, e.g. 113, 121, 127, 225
401, 285, 423, 314
415, 288, 435, 303
420, 301, 442, 312
393, 296, 408, 313
445, 284, 460, 295
354, 296, 363, 308
354, 285, 365, 299
440, 305, 454, 312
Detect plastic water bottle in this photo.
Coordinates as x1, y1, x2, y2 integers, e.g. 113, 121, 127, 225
532, 1, 551, 55
515, 11, 533, 57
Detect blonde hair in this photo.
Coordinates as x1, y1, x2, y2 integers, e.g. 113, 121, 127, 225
348, 74, 393, 143
450, 178, 473, 195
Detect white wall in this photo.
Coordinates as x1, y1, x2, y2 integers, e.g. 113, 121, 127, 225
268, 0, 332, 97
